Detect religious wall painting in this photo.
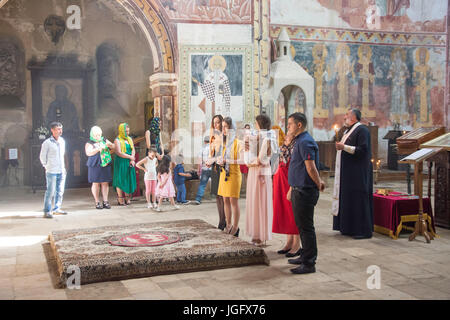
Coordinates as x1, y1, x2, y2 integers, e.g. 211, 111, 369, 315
42, 79, 82, 135
179, 45, 253, 138
291, 40, 445, 130
159, 0, 252, 24
330, 43, 353, 116
96, 42, 128, 118
191, 54, 241, 126
312, 43, 329, 118
315, 0, 447, 32
0, 38, 24, 108
412, 47, 433, 127
43, 15, 66, 45
387, 47, 409, 124
355, 44, 376, 118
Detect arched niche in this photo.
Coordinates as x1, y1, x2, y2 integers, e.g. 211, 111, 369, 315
274, 85, 307, 133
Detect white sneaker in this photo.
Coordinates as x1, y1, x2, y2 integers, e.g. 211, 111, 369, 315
147, 203, 152, 209
152, 203, 157, 209
173, 205, 180, 210
155, 206, 161, 212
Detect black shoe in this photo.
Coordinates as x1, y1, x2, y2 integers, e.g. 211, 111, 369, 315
277, 248, 291, 255
353, 235, 372, 240
218, 224, 226, 231
233, 228, 240, 237
288, 257, 303, 265
103, 201, 111, 209
290, 264, 316, 274
285, 248, 303, 258
96, 202, 103, 209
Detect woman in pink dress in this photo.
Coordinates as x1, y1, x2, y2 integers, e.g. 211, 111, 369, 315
245, 114, 275, 246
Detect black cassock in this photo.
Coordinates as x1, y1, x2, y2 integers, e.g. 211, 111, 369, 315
333, 124, 374, 237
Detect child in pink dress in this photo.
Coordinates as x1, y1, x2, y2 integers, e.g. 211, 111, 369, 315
136, 148, 163, 209
155, 155, 179, 211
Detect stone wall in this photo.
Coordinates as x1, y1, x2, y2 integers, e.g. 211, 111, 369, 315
0, 0, 153, 185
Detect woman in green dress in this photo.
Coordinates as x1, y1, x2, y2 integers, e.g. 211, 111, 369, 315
113, 123, 136, 205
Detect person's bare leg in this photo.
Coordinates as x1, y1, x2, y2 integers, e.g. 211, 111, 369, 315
223, 197, 232, 233
116, 188, 124, 205
282, 234, 293, 251
101, 182, 109, 202
124, 193, 131, 205
230, 197, 240, 235
292, 234, 301, 251
91, 183, 100, 203
216, 195, 226, 229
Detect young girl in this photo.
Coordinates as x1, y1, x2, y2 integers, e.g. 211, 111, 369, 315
155, 155, 179, 211
136, 148, 162, 209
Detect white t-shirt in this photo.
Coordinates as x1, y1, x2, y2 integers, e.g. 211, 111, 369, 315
144, 157, 158, 181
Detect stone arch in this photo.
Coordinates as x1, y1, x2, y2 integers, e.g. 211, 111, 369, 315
117, 0, 176, 73
0, 0, 176, 73
268, 80, 314, 136
274, 85, 307, 133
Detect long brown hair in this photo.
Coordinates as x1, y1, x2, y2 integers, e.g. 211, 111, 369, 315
210, 115, 224, 157
255, 114, 272, 157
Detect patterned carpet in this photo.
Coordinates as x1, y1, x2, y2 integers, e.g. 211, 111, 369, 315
49, 219, 269, 287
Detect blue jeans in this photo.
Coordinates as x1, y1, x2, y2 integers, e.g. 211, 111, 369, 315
195, 170, 211, 202
176, 183, 187, 203
43, 172, 66, 213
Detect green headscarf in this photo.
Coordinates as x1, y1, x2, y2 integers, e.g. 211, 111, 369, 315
90, 126, 112, 167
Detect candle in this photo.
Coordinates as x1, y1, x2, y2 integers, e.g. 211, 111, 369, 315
333, 125, 339, 140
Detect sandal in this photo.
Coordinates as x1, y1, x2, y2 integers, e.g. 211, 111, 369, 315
117, 197, 125, 206
103, 201, 111, 209
124, 195, 131, 205
95, 202, 103, 210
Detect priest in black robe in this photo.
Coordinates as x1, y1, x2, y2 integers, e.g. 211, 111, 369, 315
332, 108, 373, 239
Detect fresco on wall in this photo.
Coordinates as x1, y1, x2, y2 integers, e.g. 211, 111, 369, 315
289, 40, 446, 130
179, 44, 253, 141
159, 0, 252, 23
190, 53, 243, 129
272, 0, 447, 32
42, 79, 82, 134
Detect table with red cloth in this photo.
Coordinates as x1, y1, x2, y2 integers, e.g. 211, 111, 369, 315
373, 191, 437, 239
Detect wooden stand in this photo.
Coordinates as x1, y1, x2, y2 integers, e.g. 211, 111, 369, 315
399, 148, 442, 243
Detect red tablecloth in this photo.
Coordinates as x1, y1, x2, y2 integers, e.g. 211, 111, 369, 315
373, 191, 436, 239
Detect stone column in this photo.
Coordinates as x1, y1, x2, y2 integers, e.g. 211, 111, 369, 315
149, 72, 177, 151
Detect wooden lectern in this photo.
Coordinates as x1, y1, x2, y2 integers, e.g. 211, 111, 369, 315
398, 148, 442, 243
396, 127, 446, 194
420, 132, 450, 228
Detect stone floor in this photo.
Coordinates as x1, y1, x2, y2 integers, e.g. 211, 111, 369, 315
0, 178, 450, 300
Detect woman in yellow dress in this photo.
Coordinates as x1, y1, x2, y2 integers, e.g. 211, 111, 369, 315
217, 117, 244, 237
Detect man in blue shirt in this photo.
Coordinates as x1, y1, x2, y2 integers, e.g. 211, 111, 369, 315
286, 113, 325, 274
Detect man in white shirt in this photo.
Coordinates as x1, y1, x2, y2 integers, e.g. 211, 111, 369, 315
39, 122, 68, 218
192, 136, 212, 205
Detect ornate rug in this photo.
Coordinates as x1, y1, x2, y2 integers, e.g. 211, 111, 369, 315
49, 219, 269, 287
